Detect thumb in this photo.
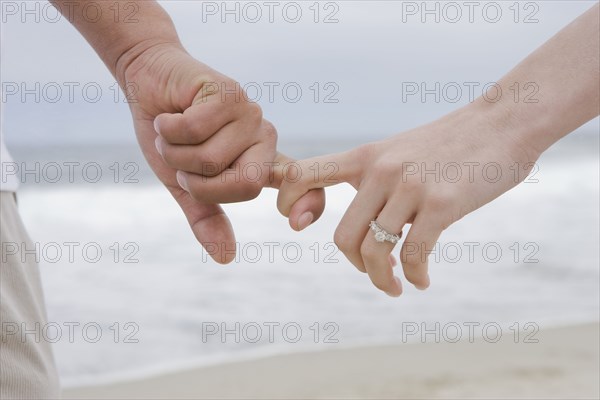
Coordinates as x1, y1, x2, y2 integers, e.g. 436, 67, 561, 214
168, 185, 237, 264
270, 150, 360, 230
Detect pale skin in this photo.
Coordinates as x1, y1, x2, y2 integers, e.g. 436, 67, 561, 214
276, 3, 600, 296
49, 0, 325, 264
51, 1, 598, 297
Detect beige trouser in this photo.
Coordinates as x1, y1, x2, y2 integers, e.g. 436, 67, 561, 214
1, 192, 61, 399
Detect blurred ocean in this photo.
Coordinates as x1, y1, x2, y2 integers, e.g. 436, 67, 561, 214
5, 131, 599, 387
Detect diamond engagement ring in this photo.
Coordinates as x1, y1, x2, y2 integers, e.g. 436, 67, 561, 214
369, 220, 402, 244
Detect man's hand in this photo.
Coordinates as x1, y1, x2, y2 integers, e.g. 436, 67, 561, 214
123, 44, 325, 263
50, 0, 325, 263
124, 43, 249, 263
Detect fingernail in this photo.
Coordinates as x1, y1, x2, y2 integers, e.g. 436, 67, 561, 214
154, 136, 163, 156
153, 118, 161, 135
176, 171, 188, 191
297, 212, 314, 231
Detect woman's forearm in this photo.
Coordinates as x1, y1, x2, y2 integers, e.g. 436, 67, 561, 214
474, 3, 599, 157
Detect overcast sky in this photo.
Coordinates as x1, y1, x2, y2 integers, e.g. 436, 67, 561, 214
1, 0, 598, 146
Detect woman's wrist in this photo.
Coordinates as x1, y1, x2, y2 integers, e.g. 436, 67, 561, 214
466, 95, 546, 164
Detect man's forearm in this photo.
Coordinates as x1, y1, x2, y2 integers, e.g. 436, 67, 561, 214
476, 3, 599, 157
49, 0, 182, 83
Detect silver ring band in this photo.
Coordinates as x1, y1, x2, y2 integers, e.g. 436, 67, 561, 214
369, 220, 402, 244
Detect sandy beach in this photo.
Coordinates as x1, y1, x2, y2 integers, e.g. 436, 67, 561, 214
63, 322, 599, 399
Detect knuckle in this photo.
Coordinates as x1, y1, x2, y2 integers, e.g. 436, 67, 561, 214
399, 176, 423, 195
353, 142, 376, 161
196, 148, 223, 169
182, 116, 203, 143
241, 180, 263, 201
371, 159, 401, 185
193, 150, 228, 177
227, 80, 245, 101
261, 119, 278, 143
359, 241, 377, 263
221, 78, 258, 109
245, 101, 263, 121
333, 228, 353, 253
424, 192, 452, 212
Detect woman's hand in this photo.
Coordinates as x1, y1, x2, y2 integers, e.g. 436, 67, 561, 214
276, 3, 599, 296
276, 102, 540, 296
